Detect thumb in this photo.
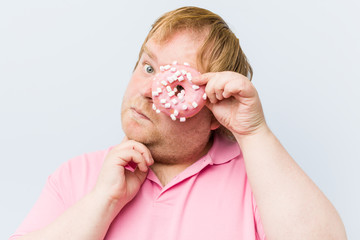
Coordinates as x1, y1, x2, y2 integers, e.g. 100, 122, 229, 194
133, 167, 148, 183
205, 101, 215, 112
121, 135, 129, 143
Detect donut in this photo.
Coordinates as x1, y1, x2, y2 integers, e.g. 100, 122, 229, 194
151, 62, 207, 122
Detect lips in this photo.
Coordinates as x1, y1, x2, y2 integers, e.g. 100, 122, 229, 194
131, 107, 151, 121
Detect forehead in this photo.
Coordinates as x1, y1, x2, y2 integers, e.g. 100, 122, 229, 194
144, 31, 205, 70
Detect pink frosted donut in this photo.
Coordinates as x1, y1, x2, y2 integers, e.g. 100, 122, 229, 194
151, 62, 207, 122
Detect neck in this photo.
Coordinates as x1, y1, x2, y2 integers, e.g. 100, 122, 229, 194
150, 134, 214, 187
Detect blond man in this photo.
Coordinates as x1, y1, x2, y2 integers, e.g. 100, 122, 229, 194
10, 7, 346, 240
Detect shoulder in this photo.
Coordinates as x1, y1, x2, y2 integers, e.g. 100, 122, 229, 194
49, 145, 116, 204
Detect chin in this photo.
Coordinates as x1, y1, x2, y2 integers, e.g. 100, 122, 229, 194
122, 120, 153, 145
128, 132, 152, 145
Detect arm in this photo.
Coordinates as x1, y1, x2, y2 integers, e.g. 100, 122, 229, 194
16, 191, 121, 240
193, 72, 347, 240
15, 139, 153, 240
235, 126, 346, 239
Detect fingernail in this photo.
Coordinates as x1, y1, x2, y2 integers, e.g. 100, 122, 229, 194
192, 75, 201, 81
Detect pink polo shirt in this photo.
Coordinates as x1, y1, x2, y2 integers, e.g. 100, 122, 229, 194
10, 133, 266, 240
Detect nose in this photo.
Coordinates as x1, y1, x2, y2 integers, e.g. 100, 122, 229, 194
139, 78, 153, 101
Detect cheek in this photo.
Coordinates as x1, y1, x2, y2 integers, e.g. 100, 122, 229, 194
123, 76, 139, 98
158, 115, 212, 138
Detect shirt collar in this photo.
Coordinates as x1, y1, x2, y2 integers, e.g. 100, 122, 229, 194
205, 132, 241, 165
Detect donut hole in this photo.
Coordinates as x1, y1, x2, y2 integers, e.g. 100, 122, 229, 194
175, 85, 185, 94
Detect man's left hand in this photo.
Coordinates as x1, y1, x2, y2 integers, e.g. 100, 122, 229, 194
192, 71, 268, 137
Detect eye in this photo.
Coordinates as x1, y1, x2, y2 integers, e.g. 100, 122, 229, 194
144, 64, 154, 74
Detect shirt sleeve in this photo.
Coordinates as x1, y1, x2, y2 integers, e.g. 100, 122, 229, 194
252, 193, 267, 240
8, 171, 68, 239
8, 147, 112, 240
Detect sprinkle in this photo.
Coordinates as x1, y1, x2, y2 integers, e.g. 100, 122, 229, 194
178, 94, 184, 100
160, 66, 165, 71
168, 91, 175, 97
165, 103, 171, 108
164, 65, 171, 70
172, 75, 178, 81
161, 80, 168, 86
167, 77, 174, 84
178, 76, 184, 81
174, 110, 179, 116
171, 99, 178, 105
170, 67, 176, 72
192, 85, 200, 90
173, 87, 178, 93
186, 72, 192, 81
152, 104, 157, 110
157, 87, 162, 93
174, 71, 181, 77
156, 109, 161, 114
203, 93, 207, 100
152, 91, 159, 96
182, 104, 188, 110
184, 62, 190, 66
180, 117, 186, 122
160, 99, 166, 104
166, 86, 172, 92
192, 102, 198, 108
172, 61, 178, 65
181, 70, 187, 75
170, 114, 176, 121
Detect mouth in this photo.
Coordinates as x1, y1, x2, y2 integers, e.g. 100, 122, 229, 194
130, 107, 151, 121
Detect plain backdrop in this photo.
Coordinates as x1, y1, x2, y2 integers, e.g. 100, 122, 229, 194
1, 0, 359, 239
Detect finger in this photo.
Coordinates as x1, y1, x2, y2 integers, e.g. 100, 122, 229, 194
125, 168, 147, 185
132, 167, 148, 182
223, 77, 255, 99
205, 73, 231, 103
204, 76, 219, 104
117, 140, 154, 166
214, 87, 225, 101
222, 79, 242, 99
116, 149, 148, 172
205, 101, 215, 112
192, 72, 217, 85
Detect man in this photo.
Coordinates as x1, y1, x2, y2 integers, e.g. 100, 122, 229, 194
10, 6, 346, 240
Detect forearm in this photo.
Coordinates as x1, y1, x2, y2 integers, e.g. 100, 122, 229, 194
235, 126, 347, 240
17, 190, 121, 240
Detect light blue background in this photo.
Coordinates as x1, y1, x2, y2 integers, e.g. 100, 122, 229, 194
1, 0, 359, 239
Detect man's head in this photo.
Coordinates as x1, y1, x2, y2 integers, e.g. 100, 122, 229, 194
121, 7, 252, 163
134, 6, 253, 140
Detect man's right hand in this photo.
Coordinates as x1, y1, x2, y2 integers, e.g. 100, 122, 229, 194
92, 137, 154, 213
15, 138, 154, 240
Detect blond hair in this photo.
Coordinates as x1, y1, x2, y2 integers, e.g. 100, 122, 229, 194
135, 6, 253, 141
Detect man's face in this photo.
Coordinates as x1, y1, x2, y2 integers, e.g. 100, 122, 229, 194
121, 30, 219, 164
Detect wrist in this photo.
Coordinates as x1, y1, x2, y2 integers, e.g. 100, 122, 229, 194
234, 123, 272, 145
89, 188, 126, 219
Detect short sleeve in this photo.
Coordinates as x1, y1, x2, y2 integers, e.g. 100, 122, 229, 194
8, 171, 68, 239
8, 146, 113, 240
252, 193, 267, 240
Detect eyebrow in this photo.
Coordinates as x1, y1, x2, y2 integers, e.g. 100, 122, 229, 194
143, 45, 157, 62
